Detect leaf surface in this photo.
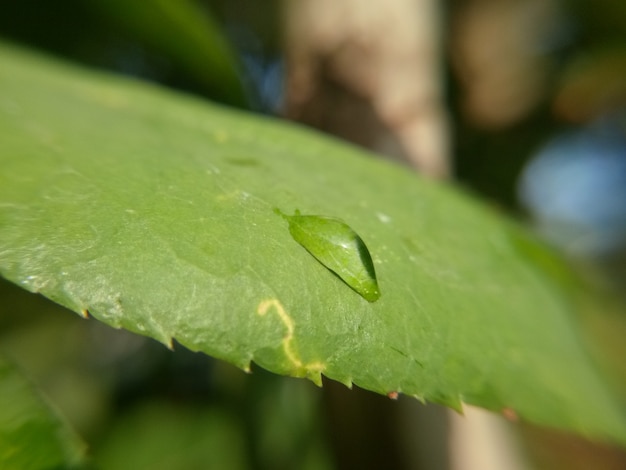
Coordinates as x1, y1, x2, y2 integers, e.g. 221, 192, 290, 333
0, 43, 624, 444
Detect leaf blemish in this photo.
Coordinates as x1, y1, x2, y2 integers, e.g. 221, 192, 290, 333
257, 299, 324, 384
257, 298, 298, 366
275, 209, 381, 302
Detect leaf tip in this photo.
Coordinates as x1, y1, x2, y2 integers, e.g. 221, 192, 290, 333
412, 394, 427, 405
307, 369, 324, 387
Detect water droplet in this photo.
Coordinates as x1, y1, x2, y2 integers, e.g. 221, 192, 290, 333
277, 209, 381, 302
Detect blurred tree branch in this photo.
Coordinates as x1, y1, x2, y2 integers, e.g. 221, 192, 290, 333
281, 0, 450, 178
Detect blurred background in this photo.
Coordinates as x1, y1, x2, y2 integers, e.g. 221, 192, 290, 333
1, 0, 625, 468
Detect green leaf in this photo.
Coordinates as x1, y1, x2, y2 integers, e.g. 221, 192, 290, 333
0, 356, 86, 469
88, 0, 248, 106
0, 43, 625, 444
